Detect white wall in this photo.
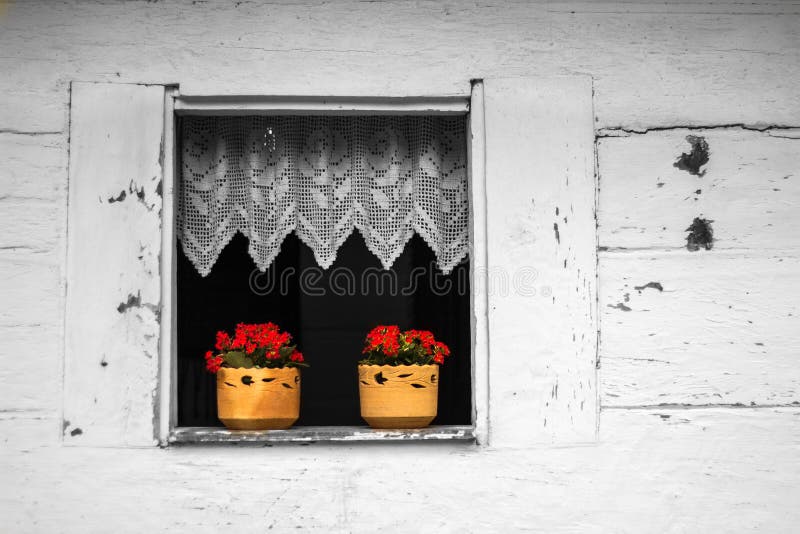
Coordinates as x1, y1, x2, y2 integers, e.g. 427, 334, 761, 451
1, 1, 799, 531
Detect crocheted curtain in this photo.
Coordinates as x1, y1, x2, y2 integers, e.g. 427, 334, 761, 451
178, 115, 469, 276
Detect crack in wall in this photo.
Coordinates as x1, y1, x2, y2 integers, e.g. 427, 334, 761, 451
596, 123, 800, 138
605, 401, 800, 410
0, 129, 63, 136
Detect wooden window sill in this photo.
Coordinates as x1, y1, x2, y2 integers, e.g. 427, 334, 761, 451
169, 425, 475, 444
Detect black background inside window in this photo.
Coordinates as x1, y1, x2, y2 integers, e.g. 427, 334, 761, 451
177, 232, 472, 427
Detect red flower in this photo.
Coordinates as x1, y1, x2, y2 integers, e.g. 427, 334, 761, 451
205, 355, 223, 373
433, 341, 450, 357
215, 331, 231, 351
363, 325, 401, 357
205, 322, 306, 372
405, 329, 435, 354
362, 326, 452, 366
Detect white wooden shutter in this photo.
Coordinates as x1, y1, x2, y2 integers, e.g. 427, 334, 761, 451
64, 82, 165, 446
482, 77, 598, 446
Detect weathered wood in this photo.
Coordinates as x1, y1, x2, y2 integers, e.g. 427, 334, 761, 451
469, 81, 490, 445
484, 76, 597, 445
0, 199, 63, 254
63, 82, 164, 447
2, 408, 799, 531
1, 2, 799, 131
0, 132, 67, 200
0, 255, 60, 328
174, 95, 470, 115
0, 131, 66, 413
601, 251, 800, 406
0, 412, 60, 451
598, 128, 800, 251
157, 88, 177, 444
0, 133, 68, 253
170, 425, 475, 444
0, 324, 60, 412
0, 1, 797, 528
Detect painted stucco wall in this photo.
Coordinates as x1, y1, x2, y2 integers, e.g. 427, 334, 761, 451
1, 1, 799, 531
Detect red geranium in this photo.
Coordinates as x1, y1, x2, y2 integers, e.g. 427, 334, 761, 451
203, 322, 307, 373
360, 325, 452, 366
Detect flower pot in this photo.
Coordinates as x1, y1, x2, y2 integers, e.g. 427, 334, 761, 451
216, 367, 300, 430
358, 364, 439, 429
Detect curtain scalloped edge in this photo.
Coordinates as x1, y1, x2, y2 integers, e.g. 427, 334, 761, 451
179, 227, 469, 278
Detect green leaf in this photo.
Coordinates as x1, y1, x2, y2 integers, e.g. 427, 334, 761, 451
279, 345, 295, 358
223, 351, 254, 369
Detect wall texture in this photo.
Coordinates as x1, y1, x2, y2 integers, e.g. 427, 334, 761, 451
1, 1, 799, 532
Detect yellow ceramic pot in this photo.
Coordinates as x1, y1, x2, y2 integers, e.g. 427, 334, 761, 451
216, 367, 300, 430
358, 364, 439, 429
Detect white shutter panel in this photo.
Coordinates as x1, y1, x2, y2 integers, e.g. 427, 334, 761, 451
482, 77, 598, 446
64, 82, 165, 446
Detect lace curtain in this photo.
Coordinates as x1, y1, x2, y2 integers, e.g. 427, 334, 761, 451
178, 115, 469, 276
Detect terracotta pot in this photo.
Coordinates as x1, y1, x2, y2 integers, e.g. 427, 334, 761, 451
358, 364, 439, 429
216, 367, 300, 430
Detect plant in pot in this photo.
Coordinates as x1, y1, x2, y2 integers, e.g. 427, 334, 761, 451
205, 322, 307, 430
358, 325, 451, 429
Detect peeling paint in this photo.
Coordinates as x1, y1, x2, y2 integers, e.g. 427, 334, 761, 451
117, 292, 143, 313
116, 291, 161, 321
674, 135, 710, 176
634, 282, 664, 292
608, 302, 632, 312
553, 222, 560, 244
130, 181, 146, 203
169, 425, 476, 443
686, 217, 714, 251
108, 190, 127, 203
105, 180, 159, 212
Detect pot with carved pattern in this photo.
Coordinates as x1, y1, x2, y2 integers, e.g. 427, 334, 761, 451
205, 323, 307, 431
358, 364, 439, 429
216, 367, 300, 430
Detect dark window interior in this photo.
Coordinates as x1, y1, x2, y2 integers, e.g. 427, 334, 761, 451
177, 231, 472, 427
175, 113, 472, 428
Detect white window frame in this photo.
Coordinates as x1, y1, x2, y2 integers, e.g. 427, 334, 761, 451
158, 86, 491, 445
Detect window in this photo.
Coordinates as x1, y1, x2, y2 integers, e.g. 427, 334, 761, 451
63, 79, 595, 449
165, 99, 486, 442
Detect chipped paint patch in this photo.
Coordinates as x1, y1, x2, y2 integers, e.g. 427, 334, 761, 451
674, 135, 709, 176
117, 291, 161, 320
686, 217, 714, 251
634, 282, 664, 292
108, 190, 127, 203
168, 425, 476, 444
608, 302, 632, 312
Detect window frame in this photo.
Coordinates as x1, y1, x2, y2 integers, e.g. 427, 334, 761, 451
158, 85, 490, 445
